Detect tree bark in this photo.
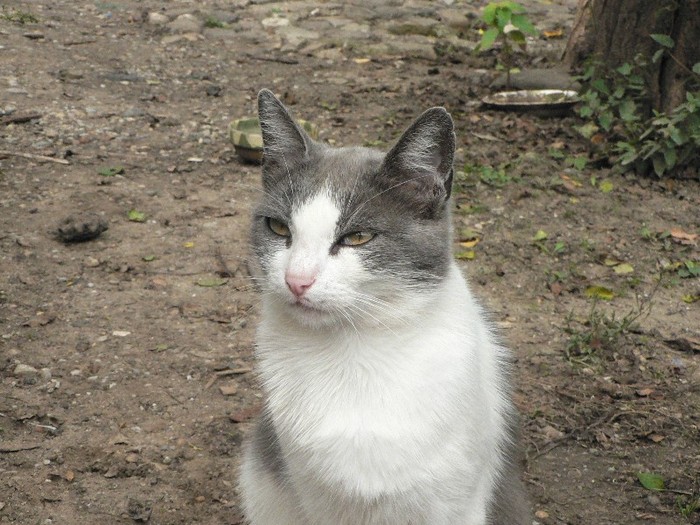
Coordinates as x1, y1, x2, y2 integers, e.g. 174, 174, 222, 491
564, 0, 700, 113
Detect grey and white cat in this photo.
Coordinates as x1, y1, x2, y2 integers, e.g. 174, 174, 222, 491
239, 89, 529, 525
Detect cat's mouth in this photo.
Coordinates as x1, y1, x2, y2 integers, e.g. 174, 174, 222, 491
292, 298, 322, 312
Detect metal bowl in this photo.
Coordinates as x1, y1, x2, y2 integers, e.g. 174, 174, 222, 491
482, 89, 579, 117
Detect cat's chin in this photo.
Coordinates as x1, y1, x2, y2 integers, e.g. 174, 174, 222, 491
284, 300, 337, 328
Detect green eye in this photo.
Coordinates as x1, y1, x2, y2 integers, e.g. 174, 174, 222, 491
267, 217, 290, 237
340, 231, 375, 246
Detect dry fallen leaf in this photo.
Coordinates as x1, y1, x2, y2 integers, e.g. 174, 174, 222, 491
636, 388, 654, 397
219, 383, 239, 396
670, 228, 698, 245
543, 29, 564, 38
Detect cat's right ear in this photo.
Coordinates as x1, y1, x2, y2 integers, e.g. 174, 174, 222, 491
257, 89, 310, 172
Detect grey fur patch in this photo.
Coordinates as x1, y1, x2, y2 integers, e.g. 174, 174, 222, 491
487, 403, 531, 525
252, 90, 457, 287
250, 409, 287, 485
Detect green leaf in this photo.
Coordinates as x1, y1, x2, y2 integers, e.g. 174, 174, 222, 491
599, 180, 614, 193
663, 147, 677, 169
98, 166, 124, 177
532, 229, 548, 242
195, 277, 228, 287
682, 294, 700, 303
495, 9, 511, 31
616, 63, 632, 75
693, 63, 700, 75
127, 209, 146, 222
479, 27, 500, 50
637, 472, 665, 491
650, 34, 674, 48
509, 30, 526, 45
598, 111, 613, 131
456, 250, 476, 260
577, 122, 599, 139
619, 99, 638, 122
652, 49, 665, 64
578, 106, 593, 118
613, 263, 634, 274
652, 155, 666, 176
585, 285, 614, 300
142, 255, 157, 262
572, 156, 587, 170
510, 13, 537, 36
591, 78, 610, 95
482, 3, 498, 24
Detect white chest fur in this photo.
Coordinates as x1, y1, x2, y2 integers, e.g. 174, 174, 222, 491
253, 267, 510, 524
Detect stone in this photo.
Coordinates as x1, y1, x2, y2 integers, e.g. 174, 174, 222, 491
14, 363, 39, 378
147, 12, 169, 25
261, 16, 290, 28
278, 26, 320, 51
56, 213, 108, 243
167, 14, 203, 34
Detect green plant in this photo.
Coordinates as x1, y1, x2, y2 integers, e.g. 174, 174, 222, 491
0, 8, 39, 24
464, 163, 512, 187
576, 35, 700, 177
564, 293, 653, 366
676, 495, 700, 519
476, 1, 538, 89
204, 15, 226, 28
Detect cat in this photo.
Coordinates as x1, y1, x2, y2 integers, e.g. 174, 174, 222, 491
239, 89, 530, 525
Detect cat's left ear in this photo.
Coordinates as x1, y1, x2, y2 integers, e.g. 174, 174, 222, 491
381, 107, 455, 212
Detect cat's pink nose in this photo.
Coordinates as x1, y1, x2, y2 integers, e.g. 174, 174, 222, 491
285, 272, 316, 298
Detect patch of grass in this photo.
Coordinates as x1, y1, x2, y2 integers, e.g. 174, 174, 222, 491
0, 8, 39, 24
676, 494, 700, 520
564, 291, 654, 366
204, 15, 226, 28
464, 163, 513, 187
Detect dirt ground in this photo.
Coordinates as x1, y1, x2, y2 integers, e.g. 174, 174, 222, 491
1, 1, 698, 524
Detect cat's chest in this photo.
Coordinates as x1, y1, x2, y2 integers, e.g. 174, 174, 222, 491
259, 319, 472, 436
258, 325, 475, 496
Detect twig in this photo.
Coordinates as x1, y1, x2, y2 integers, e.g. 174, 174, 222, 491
0, 113, 41, 125
205, 367, 253, 390
215, 367, 253, 376
62, 39, 97, 46
0, 443, 41, 453
214, 246, 235, 278
0, 150, 70, 165
245, 54, 299, 65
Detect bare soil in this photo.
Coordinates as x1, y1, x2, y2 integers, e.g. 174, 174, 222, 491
1, 1, 698, 524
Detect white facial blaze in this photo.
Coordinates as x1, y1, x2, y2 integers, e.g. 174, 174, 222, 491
287, 191, 340, 279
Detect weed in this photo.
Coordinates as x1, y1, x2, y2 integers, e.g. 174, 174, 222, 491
564, 290, 654, 366
0, 8, 39, 24
204, 15, 226, 29
464, 163, 512, 187
475, 1, 538, 89
676, 495, 700, 520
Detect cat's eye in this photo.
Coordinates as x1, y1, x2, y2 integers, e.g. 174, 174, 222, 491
339, 231, 375, 247
267, 217, 291, 237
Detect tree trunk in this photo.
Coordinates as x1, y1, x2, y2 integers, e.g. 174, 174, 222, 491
564, 0, 700, 113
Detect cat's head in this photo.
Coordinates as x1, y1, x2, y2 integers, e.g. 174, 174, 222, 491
251, 89, 456, 329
